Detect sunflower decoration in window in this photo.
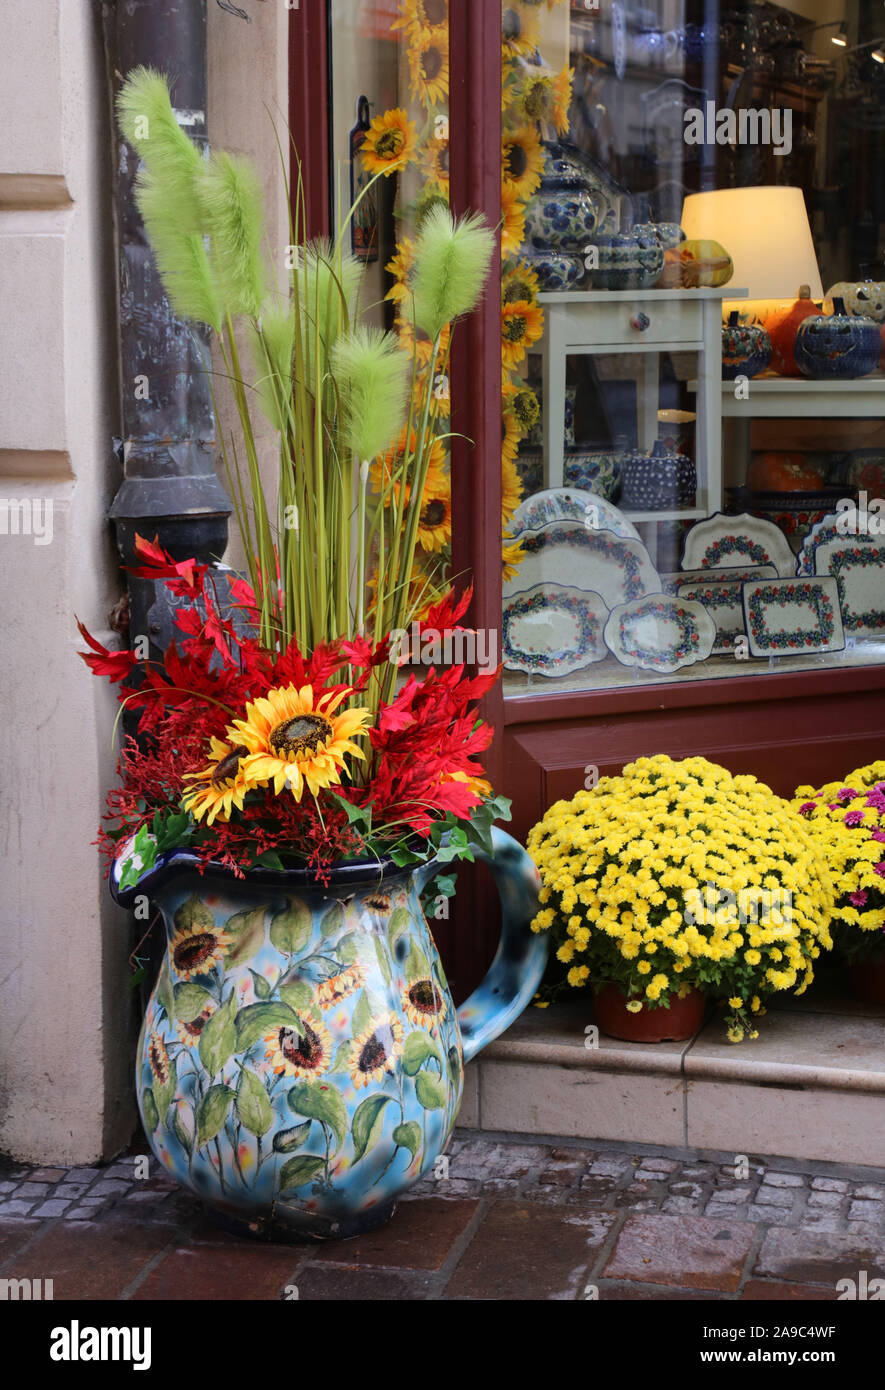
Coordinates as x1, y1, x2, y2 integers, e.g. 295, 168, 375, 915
364, 0, 573, 611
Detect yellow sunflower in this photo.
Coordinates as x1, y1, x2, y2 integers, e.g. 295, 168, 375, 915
552, 63, 573, 136
502, 408, 521, 469
169, 920, 233, 982
385, 237, 415, 305
371, 428, 447, 509
502, 126, 544, 200
361, 107, 418, 176
232, 685, 371, 802
263, 1013, 332, 1079
148, 1030, 170, 1086
402, 977, 448, 1030
418, 487, 452, 553
502, 4, 540, 57
502, 259, 540, 306
502, 534, 526, 582
175, 1001, 216, 1049
393, 0, 449, 40
502, 298, 544, 369
408, 33, 450, 106
502, 452, 524, 524
500, 182, 526, 257
420, 137, 450, 192
504, 381, 541, 438
350, 1014, 405, 1089
316, 962, 366, 1010
182, 735, 255, 825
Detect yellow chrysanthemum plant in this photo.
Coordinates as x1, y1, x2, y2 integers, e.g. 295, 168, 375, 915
793, 761, 885, 964
527, 755, 835, 1041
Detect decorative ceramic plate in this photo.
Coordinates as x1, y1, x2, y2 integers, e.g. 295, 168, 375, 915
677, 579, 747, 656
502, 584, 609, 677
742, 577, 846, 656
661, 564, 777, 593
797, 507, 880, 576
812, 537, 885, 638
511, 488, 640, 541
681, 512, 796, 577
846, 450, 885, 494
503, 523, 660, 610
604, 593, 716, 673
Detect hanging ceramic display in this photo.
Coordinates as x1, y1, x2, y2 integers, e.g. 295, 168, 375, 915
721, 311, 771, 380
502, 584, 609, 676
794, 298, 880, 379
621, 439, 696, 511
681, 512, 796, 576
825, 279, 885, 323
604, 594, 716, 673
742, 576, 846, 656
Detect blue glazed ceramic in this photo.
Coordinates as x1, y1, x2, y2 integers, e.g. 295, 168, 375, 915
522, 248, 586, 291
110, 829, 545, 1241
621, 440, 696, 510
794, 298, 880, 379
523, 174, 602, 255
721, 311, 772, 380
585, 231, 664, 290
564, 448, 624, 501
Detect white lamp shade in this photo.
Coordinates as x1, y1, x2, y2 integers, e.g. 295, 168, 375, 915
681, 186, 823, 300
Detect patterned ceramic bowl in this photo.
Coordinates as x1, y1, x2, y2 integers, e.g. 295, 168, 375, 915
522, 249, 586, 292
621, 440, 697, 510
585, 231, 664, 291
564, 448, 624, 501
523, 175, 602, 256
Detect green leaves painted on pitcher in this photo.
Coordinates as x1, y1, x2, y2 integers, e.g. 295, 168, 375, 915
392, 1120, 421, 1160
278, 1154, 326, 1192
351, 1094, 393, 1163
269, 899, 312, 955
173, 981, 214, 1024
234, 1000, 301, 1053
415, 1071, 447, 1110
402, 1029, 442, 1077
199, 991, 237, 1075
236, 1066, 273, 1137
224, 905, 267, 967
287, 1080, 347, 1154
196, 1084, 234, 1148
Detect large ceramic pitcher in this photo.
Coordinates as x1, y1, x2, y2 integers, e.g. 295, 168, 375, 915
111, 828, 545, 1240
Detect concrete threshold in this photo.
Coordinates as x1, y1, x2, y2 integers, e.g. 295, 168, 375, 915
461, 982, 885, 1167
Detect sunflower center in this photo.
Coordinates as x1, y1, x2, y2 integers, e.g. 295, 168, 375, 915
421, 46, 443, 80
504, 314, 528, 344
279, 1023, 323, 1068
376, 128, 404, 159
420, 0, 447, 24
149, 1038, 169, 1083
421, 499, 447, 527
409, 979, 440, 1014
173, 933, 218, 972
269, 712, 334, 760
211, 745, 248, 786
523, 81, 550, 118
505, 142, 528, 180
358, 1032, 389, 1072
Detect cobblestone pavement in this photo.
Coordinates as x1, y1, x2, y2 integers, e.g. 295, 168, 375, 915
2, 1134, 884, 1299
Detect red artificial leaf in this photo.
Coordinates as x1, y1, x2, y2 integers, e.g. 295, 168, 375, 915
76, 619, 137, 683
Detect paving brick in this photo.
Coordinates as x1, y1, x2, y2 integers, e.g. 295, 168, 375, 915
64, 1168, 102, 1184
811, 1178, 849, 1193
449, 1141, 544, 1183
636, 1157, 679, 1175
706, 1188, 750, 1204
635, 1169, 670, 1183
670, 1182, 704, 1199
88, 1181, 131, 1198
12, 1184, 49, 1199
849, 1201, 884, 1222
807, 1190, 843, 1208
292, 1264, 432, 1300
753, 1187, 796, 1208
25, 1168, 68, 1184
598, 1280, 721, 1301
680, 1164, 716, 1180
853, 1185, 885, 1202
797, 1214, 841, 1233
0, 1220, 40, 1260
31, 1200, 71, 1218
615, 1195, 661, 1213
589, 1157, 632, 1178
132, 1244, 300, 1301
311, 1197, 479, 1271
754, 1228, 885, 1286
53, 1185, 89, 1200
663, 1196, 704, 1215
0, 1201, 36, 1217
761, 1172, 805, 1188
3, 1219, 174, 1298
446, 1201, 615, 1300
538, 1159, 586, 1187
742, 1279, 838, 1301
603, 1213, 754, 1292
0, 1183, 19, 1195
705, 1203, 749, 1222
746, 1205, 790, 1222
579, 1175, 617, 1195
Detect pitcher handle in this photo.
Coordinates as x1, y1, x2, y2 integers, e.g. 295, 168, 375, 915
419, 827, 547, 1065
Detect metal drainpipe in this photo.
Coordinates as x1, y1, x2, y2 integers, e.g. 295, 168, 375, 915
100, 0, 232, 667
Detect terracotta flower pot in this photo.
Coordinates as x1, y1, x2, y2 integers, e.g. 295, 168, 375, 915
848, 959, 885, 1007
593, 984, 706, 1042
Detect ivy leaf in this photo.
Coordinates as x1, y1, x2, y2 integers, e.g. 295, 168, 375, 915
141, 1087, 159, 1133
224, 905, 267, 967
392, 1120, 421, 1160
254, 849, 285, 871
351, 1094, 393, 1163
273, 1121, 312, 1153
198, 991, 237, 1076
278, 1154, 326, 1192
415, 1071, 447, 1110
402, 1030, 442, 1077
269, 900, 313, 955
286, 1081, 347, 1154
196, 1084, 234, 1148
234, 1001, 301, 1053
118, 823, 158, 891
173, 981, 214, 1023
236, 1067, 274, 1137
173, 894, 215, 934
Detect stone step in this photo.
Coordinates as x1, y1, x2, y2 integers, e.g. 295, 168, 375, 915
460, 991, 885, 1167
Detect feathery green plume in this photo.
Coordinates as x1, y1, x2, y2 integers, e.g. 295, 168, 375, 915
409, 207, 495, 341
136, 175, 222, 331
331, 326, 410, 463
249, 304, 295, 430
117, 67, 204, 234
295, 239, 363, 389
197, 152, 267, 319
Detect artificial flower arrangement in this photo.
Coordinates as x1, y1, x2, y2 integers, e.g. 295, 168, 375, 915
358, 0, 573, 595
794, 761, 885, 962
80, 67, 508, 890
527, 754, 835, 1040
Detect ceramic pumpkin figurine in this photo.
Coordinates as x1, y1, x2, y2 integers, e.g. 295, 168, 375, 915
657, 238, 733, 288
794, 298, 880, 379
747, 453, 825, 491
825, 279, 885, 323
760, 285, 820, 376
721, 311, 771, 380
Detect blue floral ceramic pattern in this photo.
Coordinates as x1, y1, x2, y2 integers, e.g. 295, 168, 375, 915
744, 580, 842, 653
700, 535, 770, 567
795, 300, 880, 379
502, 584, 606, 676
677, 582, 746, 655
604, 595, 715, 672
825, 547, 885, 633
519, 525, 649, 600
110, 832, 545, 1241
524, 177, 601, 255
